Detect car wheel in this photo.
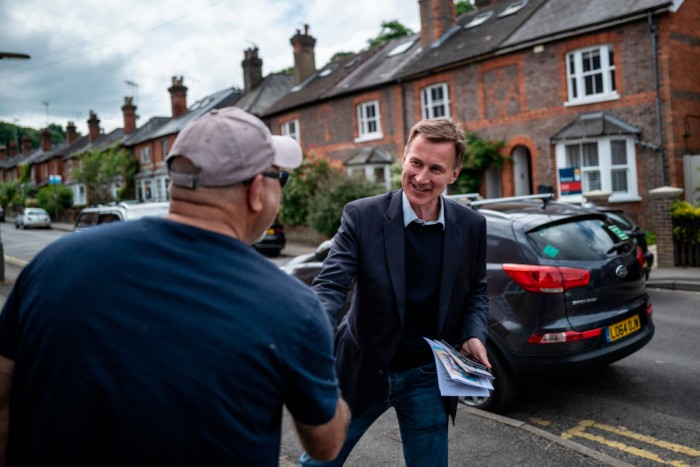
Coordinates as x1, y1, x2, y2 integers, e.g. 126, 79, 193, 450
15, 223, 19, 229
460, 345, 517, 413
22, 224, 28, 230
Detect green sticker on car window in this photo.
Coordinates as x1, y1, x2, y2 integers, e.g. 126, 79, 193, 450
543, 244, 559, 258
608, 225, 629, 240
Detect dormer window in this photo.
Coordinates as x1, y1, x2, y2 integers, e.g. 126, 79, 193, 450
464, 11, 493, 29
499, 0, 528, 17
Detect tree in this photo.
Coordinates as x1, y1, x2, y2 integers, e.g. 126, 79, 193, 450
367, 20, 414, 48
308, 173, 382, 237
37, 185, 73, 220
70, 145, 139, 205
455, 0, 475, 16
0, 181, 25, 214
279, 152, 345, 226
330, 51, 354, 62
451, 132, 506, 194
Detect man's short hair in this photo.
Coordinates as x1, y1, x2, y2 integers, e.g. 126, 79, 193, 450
405, 118, 467, 169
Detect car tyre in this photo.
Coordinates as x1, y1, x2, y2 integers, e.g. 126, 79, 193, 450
460, 345, 516, 413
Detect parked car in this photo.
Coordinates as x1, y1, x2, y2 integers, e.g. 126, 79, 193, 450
583, 204, 654, 279
15, 208, 51, 229
74, 201, 170, 231
281, 194, 654, 413
253, 221, 286, 257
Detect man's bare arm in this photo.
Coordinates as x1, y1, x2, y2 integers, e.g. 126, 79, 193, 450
293, 397, 350, 461
0, 355, 14, 467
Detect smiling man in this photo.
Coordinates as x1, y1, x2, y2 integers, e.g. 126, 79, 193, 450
301, 118, 491, 466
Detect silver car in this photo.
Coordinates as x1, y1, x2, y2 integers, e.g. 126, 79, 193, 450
15, 208, 52, 229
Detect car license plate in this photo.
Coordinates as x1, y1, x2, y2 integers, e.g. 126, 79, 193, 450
606, 315, 641, 342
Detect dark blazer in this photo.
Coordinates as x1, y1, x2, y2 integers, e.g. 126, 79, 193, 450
312, 190, 489, 420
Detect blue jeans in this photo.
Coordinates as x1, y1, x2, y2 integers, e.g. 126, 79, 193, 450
299, 362, 448, 467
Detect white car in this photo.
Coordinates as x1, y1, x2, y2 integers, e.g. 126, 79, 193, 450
15, 208, 52, 229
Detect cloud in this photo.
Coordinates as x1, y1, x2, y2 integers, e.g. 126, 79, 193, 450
0, 0, 419, 135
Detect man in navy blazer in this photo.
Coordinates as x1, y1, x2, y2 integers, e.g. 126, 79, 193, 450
300, 118, 490, 466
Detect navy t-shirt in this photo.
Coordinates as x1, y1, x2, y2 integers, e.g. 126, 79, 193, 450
0, 218, 339, 466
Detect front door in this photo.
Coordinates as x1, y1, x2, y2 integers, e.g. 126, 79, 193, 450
513, 146, 532, 196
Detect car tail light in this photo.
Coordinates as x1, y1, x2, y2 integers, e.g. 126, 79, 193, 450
502, 264, 590, 293
528, 328, 602, 344
646, 303, 653, 316
636, 246, 646, 268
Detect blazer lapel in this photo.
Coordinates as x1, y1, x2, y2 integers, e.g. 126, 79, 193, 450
438, 201, 464, 333
384, 191, 406, 326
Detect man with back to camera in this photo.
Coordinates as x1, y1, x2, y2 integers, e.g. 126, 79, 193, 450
0, 107, 349, 466
300, 118, 491, 466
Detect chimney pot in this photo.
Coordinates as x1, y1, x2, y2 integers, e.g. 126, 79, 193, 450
122, 96, 137, 134
290, 25, 317, 85
22, 134, 33, 156
419, 0, 456, 46
242, 47, 264, 91
168, 77, 188, 118
87, 110, 101, 143
66, 121, 78, 144
41, 128, 52, 152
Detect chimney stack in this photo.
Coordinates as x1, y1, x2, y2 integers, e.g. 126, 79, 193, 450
66, 121, 78, 144
122, 96, 137, 134
8, 140, 18, 158
0, 145, 6, 160
87, 111, 101, 143
41, 128, 52, 152
168, 76, 188, 118
290, 24, 316, 85
418, 0, 456, 46
242, 47, 264, 91
22, 134, 33, 156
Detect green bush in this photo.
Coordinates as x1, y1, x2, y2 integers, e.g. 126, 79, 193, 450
279, 153, 345, 226
670, 200, 700, 245
307, 173, 382, 238
37, 185, 74, 220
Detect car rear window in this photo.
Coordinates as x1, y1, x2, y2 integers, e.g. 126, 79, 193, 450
75, 212, 97, 228
526, 218, 632, 261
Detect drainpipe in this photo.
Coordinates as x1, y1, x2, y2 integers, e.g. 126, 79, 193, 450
649, 11, 666, 186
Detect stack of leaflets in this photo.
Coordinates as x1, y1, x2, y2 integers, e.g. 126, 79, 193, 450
423, 338, 494, 397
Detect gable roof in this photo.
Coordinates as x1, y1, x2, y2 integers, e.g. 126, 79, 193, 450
235, 73, 293, 116
550, 111, 641, 141
500, 0, 673, 50
399, 0, 548, 79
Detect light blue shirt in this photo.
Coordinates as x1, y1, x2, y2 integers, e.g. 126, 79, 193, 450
402, 191, 445, 230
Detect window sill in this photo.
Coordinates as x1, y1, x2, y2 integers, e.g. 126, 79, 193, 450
354, 133, 384, 144
564, 93, 620, 107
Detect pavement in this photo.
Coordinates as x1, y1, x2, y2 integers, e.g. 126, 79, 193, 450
1, 223, 698, 466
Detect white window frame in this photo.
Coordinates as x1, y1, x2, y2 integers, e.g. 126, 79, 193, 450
154, 175, 170, 201
355, 100, 383, 143
140, 146, 150, 164
565, 44, 618, 106
280, 120, 299, 141
347, 164, 391, 191
555, 137, 639, 203
72, 184, 87, 206
421, 83, 451, 119
139, 179, 154, 201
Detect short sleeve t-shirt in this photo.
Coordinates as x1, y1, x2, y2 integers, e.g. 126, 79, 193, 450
0, 218, 338, 466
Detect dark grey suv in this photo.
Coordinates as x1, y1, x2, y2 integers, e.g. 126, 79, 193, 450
281, 194, 654, 413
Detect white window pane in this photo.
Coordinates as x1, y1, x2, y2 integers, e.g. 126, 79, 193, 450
584, 171, 601, 191
611, 169, 628, 192
582, 143, 598, 166
566, 145, 580, 167
611, 140, 627, 165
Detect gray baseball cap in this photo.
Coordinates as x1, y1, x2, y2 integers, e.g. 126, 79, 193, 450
166, 107, 302, 188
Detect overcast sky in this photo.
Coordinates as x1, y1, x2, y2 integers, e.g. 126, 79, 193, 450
0, 0, 420, 136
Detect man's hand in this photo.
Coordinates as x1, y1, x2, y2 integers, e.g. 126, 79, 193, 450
294, 397, 350, 461
459, 337, 491, 371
